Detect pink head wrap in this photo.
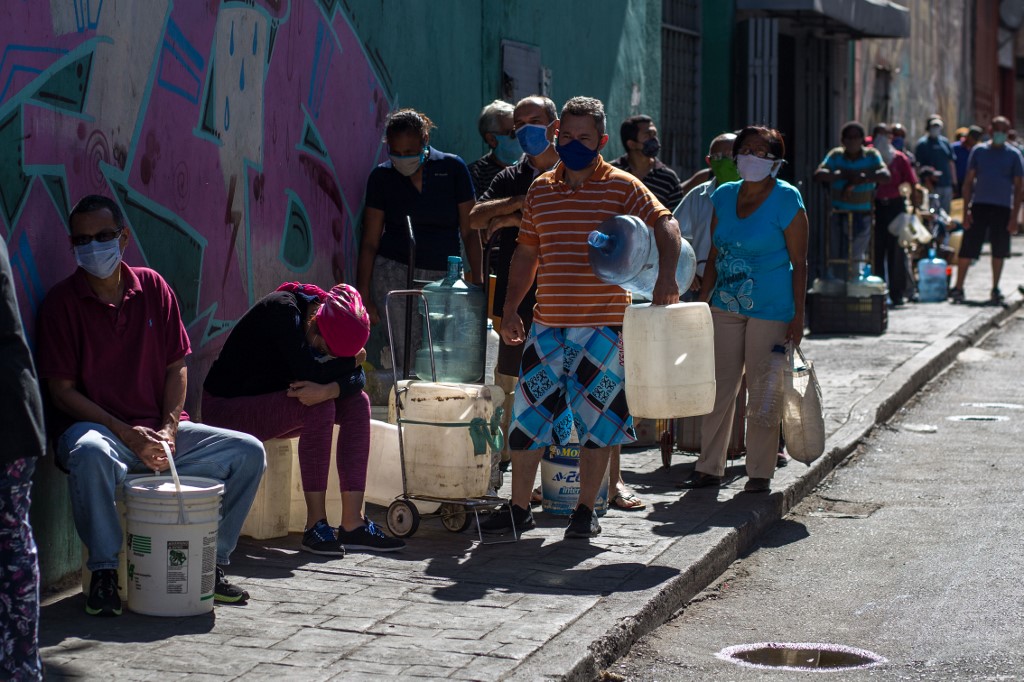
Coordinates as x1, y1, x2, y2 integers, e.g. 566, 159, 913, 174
314, 284, 370, 358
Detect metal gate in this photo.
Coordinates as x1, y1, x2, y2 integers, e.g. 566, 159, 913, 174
661, 0, 701, 175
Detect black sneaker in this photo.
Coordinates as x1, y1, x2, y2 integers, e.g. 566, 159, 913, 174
85, 569, 122, 617
990, 288, 1005, 306
564, 504, 601, 539
479, 504, 535, 535
214, 566, 249, 604
948, 287, 965, 303
301, 519, 345, 556
337, 519, 405, 552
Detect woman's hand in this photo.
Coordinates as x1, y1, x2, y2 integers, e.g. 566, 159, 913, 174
287, 381, 340, 406
355, 348, 367, 365
785, 314, 804, 347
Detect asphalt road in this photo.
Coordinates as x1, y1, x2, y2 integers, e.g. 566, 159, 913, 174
608, 310, 1024, 681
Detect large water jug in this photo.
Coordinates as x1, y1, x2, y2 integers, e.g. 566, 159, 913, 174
846, 264, 888, 298
917, 248, 948, 302
588, 215, 697, 298
415, 256, 486, 382
623, 302, 715, 419
387, 381, 505, 498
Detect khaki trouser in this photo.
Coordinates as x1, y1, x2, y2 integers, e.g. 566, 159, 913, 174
697, 308, 788, 480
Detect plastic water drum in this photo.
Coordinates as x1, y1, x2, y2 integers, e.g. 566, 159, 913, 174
540, 445, 609, 516
918, 251, 949, 302
364, 419, 439, 514
387, 381, 505, 498
623, 302, 716, 419
124, 476, 223, 617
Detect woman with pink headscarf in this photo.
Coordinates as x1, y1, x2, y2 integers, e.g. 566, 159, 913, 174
202, 282, 404, 555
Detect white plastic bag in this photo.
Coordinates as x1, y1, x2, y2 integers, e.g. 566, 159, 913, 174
781, 346, 825, 464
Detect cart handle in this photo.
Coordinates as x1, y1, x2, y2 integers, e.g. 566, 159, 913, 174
398, 407, 504, 455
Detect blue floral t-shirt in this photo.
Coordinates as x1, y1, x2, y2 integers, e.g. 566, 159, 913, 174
709, 179, 804, 322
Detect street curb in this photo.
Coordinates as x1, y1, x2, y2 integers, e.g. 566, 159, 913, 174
507, 298, 1023, 682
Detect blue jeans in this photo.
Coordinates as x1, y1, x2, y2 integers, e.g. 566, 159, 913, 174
56, 421, 266, 570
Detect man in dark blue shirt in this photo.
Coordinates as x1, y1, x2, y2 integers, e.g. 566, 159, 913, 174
914, 115, 957, 212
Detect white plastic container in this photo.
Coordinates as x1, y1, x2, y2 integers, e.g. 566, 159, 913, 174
540, 445, 609, 516
364, 420, 440, 513
387, 381, 505, 499
241, 439, 293, 540
124, 476, 223, 617
623, 302, 716, 419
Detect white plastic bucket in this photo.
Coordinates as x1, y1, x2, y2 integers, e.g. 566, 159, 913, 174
623, 302, 716, 419
124, 475, 223, 617
387, 382, 505, 499
540, 445, 609, 517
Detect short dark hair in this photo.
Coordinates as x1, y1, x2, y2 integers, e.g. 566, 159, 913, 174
620, 115, 654, 149
68, 195, 125, 232
841, 121, 866, 140
733, 125, 786, 160
560, 96, 606, 137
872, 123, 890, 137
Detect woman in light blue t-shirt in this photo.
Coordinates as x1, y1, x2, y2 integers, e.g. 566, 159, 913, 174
683, 126, 808, 494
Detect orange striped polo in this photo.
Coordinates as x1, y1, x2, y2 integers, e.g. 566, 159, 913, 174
517, 156, 671, 327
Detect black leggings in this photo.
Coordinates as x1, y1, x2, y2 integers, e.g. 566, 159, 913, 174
874, 200, 910, 302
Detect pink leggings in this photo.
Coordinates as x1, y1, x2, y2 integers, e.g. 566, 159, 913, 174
202, 390, 370, 493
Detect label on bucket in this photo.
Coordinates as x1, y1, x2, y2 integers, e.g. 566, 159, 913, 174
166, 540, 189, 594
540, 445, 609, 517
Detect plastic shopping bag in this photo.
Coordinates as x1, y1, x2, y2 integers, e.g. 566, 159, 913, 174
781, 345, 825, 464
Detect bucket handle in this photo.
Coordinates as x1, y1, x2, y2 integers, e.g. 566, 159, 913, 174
397, 407, 504, 455
160, 441, 188, 525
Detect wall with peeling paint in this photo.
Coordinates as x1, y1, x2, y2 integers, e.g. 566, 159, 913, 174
0, 0, 661, 587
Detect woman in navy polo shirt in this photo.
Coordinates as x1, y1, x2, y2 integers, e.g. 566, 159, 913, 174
356, 109, 476, 376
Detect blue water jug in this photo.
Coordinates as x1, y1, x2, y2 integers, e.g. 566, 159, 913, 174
587, 215, 697, 298
415, 256, 486, 382
917, 248, 948, 303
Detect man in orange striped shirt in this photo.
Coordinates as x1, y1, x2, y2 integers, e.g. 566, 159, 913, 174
481, 96, 681, 539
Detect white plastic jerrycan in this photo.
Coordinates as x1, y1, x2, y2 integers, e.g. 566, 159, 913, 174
623, 302, 715, 419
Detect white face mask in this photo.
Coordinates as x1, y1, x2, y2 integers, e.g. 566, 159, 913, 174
736, 154, 779, 182
928, 125, 942, 138
75, 238, 123, 279
389, 148, 427, 176
874, 135, 893, 163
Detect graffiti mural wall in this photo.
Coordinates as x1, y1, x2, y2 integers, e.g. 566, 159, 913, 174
1, 0, 388, 407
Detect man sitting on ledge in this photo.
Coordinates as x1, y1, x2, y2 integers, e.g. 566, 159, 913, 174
36, 194, 266, 617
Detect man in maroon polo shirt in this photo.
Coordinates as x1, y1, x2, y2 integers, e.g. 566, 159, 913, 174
36, 195, 266, 617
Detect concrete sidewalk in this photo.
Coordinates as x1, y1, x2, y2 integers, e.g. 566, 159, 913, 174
40, 248, 1024, 682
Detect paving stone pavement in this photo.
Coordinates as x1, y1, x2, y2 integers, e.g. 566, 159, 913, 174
40, 246, 1024, 681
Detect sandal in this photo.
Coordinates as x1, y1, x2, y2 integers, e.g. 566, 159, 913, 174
611, 490, 647, 511
530, 486, 543, 505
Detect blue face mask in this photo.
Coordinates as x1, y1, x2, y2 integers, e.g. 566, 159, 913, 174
892, 137, 905, 151
516, 124, 551, 157
556, 138, 600, 171
992, 131, 1009, 146
493, 134, 522, 165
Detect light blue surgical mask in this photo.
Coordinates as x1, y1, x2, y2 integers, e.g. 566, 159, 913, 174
992, 131, 1008, 146
493, 134, 522, 165
75, 238, 123, 279
516, 123, 552, 157
389, 147, 427, 176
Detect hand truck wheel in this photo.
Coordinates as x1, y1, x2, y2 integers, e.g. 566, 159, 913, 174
439, 503, 472, 533
386, 500, 420, 538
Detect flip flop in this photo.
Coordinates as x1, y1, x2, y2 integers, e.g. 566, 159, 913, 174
611, 490, 647, 511
530, 486, 543, 505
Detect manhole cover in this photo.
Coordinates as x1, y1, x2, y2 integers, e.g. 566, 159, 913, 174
717, 642, 886, 671
946, 415, 1010, 422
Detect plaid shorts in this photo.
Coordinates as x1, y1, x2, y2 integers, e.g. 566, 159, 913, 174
507, 323, 636, 450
